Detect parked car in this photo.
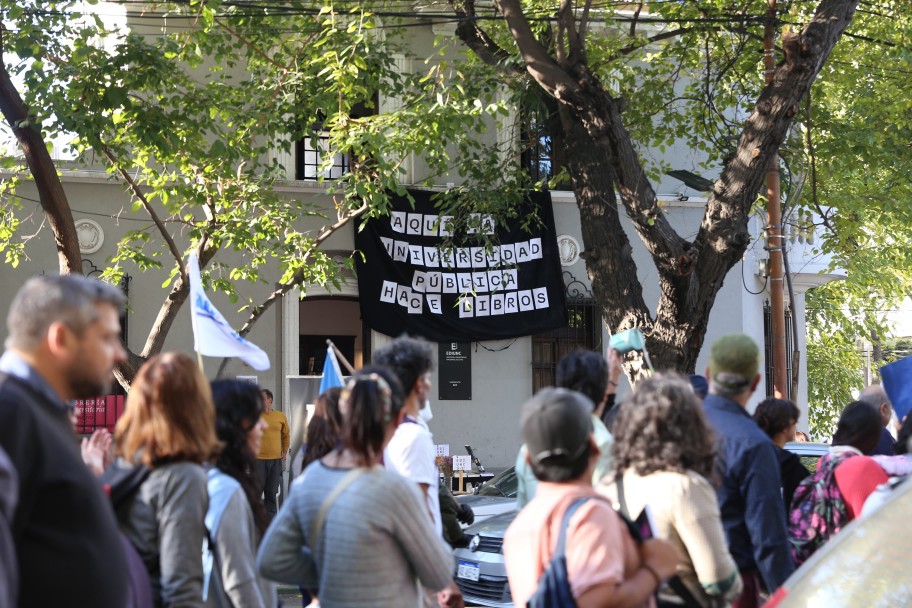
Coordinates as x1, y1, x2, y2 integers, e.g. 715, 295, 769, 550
765, 475, 912, 607
455, 466, 518, 526
453, 442, 830, 607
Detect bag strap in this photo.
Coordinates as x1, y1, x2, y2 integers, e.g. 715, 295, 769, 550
310, 467, 371, 554
552, 497, 591, 558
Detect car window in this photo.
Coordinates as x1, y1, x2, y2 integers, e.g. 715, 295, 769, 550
476, 468, 518, 497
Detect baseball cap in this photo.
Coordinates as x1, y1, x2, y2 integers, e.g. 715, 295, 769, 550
521, 388, 593, 466
708, 333, 760, 392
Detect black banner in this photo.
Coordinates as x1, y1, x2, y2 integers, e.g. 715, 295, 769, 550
355, 189, 567, 342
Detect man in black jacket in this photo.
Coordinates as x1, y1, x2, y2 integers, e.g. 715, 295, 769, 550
0, 274, 130, 608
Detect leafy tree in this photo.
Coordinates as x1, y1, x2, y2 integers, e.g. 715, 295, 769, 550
1, 0, 870, 387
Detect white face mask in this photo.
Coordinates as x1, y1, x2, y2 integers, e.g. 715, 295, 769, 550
418, 399, 433, 423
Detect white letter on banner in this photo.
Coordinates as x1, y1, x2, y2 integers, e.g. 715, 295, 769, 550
427, 272, 442, 293
408, 292, 423, 314
396, 285, 412, 308
529, 237, 543, 259
533, 287, 550, 309
457, 273, 473, 292
488, 270, 503, 292
505, 292, 519, 314
471, 247, 486, 268
412, 271, 427, 293
472, 272, 489, 293
380, 236, 394, 257
458, 296, 474, 318
409, 245, 425, 266
406, 213, 422, 235
502, 269, 518, 289
519, 290, 535, 311
380, 280, 398, 303
390, 212, 406, 233
426, 294, 442, 314
500, 243, 516, 265
424, 247, 440, 268
485, 247, 500, 268
456, 248, 472, 269
423, 215, 439, 236
439, 216, 454, 237
482, 215, 496, 235
516, 241, 532, 263
475, 295, 490, 317
443, 273, 458, 294
491, 293, 505, 315
440, 248, 455, 269
393, 240, 409, 262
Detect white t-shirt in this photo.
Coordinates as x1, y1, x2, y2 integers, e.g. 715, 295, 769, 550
384, 419, 443, 536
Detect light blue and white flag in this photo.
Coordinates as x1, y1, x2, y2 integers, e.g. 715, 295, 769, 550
319, 346, 345, 394
188, 252, 270, 371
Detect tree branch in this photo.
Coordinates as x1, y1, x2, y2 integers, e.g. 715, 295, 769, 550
100, 146, 187, 282
214, 202, 368, 376
450, 0, 521, 73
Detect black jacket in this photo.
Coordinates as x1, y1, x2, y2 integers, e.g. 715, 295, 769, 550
0, 372, 129, 608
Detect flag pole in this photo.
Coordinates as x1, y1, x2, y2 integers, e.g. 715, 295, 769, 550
326, 339, 355, 374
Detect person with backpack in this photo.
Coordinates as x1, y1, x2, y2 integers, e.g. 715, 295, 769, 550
205, 380, 276, 607
788, 400, 888, 565
113, 352, 220, 607
256, 367, 461, 608
504, 387, 678, 608
601, 374, 742, 608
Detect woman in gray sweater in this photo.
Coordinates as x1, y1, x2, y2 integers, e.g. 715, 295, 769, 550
257, 367, 459, 608
114, 352, 221, 608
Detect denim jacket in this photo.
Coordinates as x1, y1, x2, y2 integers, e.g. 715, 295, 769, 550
702, 394, 795, 591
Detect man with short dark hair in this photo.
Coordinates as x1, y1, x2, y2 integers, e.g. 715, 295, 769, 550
516, 350, 617, 507
701, 334, 794, 607
858, 384, 896, 455
504, 388, 678, 607
256, 388, 289, 518
0, 274, 129, 607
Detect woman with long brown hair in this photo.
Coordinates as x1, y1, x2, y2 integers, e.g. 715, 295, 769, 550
113, 352, 220, 607
600, 373, 742, 608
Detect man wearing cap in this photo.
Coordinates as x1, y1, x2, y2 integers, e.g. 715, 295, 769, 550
504, 388, 678, 607
702, 334, 794, 607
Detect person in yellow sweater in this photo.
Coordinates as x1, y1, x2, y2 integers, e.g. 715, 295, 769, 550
256, 389, 289, 518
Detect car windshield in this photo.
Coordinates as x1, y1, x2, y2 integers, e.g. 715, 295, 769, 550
476, 467, 518, 498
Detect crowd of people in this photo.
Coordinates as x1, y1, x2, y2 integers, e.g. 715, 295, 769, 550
1, 273, 910, 608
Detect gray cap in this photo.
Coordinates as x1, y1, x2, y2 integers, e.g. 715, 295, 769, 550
521, 388, 593, 466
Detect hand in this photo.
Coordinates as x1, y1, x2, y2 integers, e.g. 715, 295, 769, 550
437, 581, 464, 608
607, 348, 623, 389
640, 538, 680, 582
81, 429, 113, 477
456, 503, 475, 525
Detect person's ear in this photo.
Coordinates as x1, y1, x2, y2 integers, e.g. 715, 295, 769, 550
588, 434, 600, 458
750, 373, 761, 392
45, 321, 73, 359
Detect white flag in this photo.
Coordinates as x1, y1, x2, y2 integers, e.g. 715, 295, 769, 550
187, 252, 270, 371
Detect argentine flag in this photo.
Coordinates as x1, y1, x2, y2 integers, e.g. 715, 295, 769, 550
320, 346, 345, 393
188, 252, 270, 371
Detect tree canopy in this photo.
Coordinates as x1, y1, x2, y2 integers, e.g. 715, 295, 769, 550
0, 0, 881, 395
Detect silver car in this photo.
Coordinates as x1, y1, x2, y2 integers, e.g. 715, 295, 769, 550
453, 442, 829, 607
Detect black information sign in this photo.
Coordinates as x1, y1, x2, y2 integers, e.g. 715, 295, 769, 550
438, 341, 472, 400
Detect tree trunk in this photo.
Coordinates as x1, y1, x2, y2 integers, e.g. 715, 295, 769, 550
0, 34, 82, 275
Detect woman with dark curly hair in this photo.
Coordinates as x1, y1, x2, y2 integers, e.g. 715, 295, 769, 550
599, 373, 742, 608
753, 398, 808, 514
204, 380, 276, 607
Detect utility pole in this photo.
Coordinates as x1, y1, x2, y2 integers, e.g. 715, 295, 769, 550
764, 0, 788, 398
